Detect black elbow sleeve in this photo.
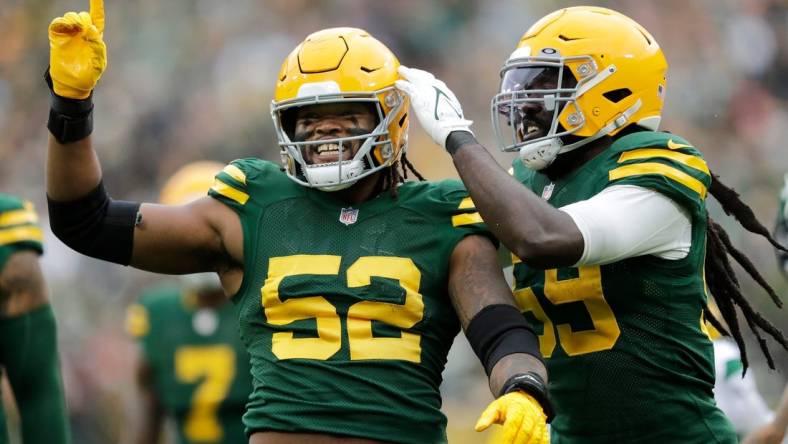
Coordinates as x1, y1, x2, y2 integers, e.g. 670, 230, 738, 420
48, 182, 140, 265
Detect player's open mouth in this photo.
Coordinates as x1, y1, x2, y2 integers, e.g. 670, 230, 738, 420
308, 142, 354, 164
517, 121, 546, 141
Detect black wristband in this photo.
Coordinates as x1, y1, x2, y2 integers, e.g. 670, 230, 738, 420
44, 68, 94, 144
499, 372, 556, 423
446, 130, 478, 155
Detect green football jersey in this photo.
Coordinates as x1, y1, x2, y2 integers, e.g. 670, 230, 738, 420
0, 194, 43, 272
208, 159, 489, 444
127, 286, 252, 444
511, 132, 736, 443
0, 194, 44, 444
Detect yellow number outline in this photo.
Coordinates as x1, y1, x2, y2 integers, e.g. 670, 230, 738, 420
262, 255, 342, 360
174, 345, 236, 442
261, 255, 424, 362
516, 266, 620, 357
347, 257, 424, 362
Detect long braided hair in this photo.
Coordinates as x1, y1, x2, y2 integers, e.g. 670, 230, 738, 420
383, 151, 426, 198
704, 173, 788, 372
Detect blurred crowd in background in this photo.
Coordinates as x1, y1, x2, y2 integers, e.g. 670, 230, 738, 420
1, 0, 787, 442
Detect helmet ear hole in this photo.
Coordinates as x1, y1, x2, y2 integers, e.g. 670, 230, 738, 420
561, 66, 578, 87
602, 88, 633, 103
279, 108, 298, 140
363, 102, 381, 127
398, 112, 407, 128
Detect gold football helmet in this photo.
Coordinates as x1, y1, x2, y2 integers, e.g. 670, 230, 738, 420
159, 161, 225, 293
491, 6, 668, 170
159, 161, 225, 205
271, 27, 409, 191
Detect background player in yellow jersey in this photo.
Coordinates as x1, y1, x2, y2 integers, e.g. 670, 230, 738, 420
0, 195, 70, 443
397, 5, 788, 444
44, 1, 551, 443
126, 162, 252, 444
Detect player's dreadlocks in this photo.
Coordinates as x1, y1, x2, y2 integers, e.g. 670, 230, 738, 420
704, 173, 788, 373
384, 152, 426, 198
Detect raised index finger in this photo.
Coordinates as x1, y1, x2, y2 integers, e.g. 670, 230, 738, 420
90, 0, 105, 34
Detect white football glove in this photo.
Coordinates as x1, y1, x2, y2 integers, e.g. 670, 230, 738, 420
395, 66, 473, 150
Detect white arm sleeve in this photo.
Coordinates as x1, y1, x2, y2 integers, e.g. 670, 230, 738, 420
559, 185, 692, 266
712, 339, 774, 435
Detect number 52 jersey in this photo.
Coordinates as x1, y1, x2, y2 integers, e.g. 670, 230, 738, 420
209, 159, 491, 444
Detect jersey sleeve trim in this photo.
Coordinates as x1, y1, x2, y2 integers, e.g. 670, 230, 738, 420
222, 164, 247, 185
0, 225, 43, 247
209, 162, 251, 206
609, 162, 708, 199
451, 197, 484, 227
210, 178, 249, 205
457, 197, 475, 210
0, 206, 39, 227
452, 212, 483, 227
618, 149, 710, 175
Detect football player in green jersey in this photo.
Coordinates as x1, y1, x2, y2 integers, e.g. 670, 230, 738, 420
398, 5, 788, 444
44, 1, 552, 443
0, 195, 70, 444
126, 162, 252, 444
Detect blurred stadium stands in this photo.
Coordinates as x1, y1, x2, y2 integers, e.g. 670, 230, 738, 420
1, 0, 786, 442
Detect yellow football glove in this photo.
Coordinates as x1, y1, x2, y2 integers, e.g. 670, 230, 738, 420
475, 391, 549, 444
48, 0, 106, 99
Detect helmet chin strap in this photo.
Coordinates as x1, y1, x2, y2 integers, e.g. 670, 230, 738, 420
306, 132, 380, 191
520, 99, 642, 170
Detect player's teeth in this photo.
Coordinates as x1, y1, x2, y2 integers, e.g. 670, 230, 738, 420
317, 143, 340, 153
527, 125, 539, 134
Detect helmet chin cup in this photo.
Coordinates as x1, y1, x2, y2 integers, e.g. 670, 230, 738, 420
518, 137, 563, 171
304, 160, 365, 191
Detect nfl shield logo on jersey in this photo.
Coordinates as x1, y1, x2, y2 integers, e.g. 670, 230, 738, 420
339, 207, 359, 225
542, 182, 555, 200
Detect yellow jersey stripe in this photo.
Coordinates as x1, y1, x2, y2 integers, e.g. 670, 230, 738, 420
511, 253, 522, 264
0, 225, 43, 246
0, 209, 38, 227
223, 165, 247, 185
609, 163, 707, 199
457, 197, 475, 210
452, 212, 483, 227
210, 179, 249, 205
618, 149, 710, 175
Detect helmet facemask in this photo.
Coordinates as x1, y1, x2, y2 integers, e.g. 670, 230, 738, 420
492, 52, 618, 170
272, 87, 406, 192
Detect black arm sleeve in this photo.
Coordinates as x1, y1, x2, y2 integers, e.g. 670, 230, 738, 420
465, 304, 544, 376
48, 181, 140, 265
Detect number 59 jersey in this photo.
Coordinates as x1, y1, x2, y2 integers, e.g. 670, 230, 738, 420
209, 159, 491, 444
511, 132, 735, 443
